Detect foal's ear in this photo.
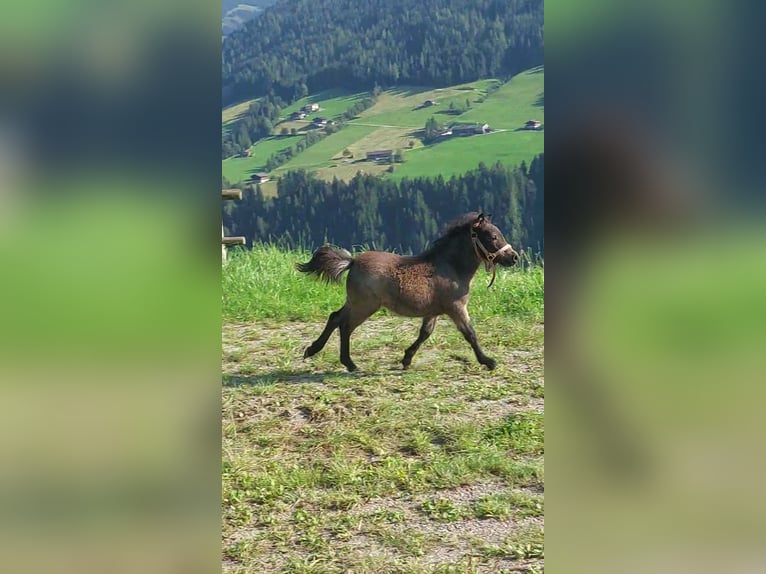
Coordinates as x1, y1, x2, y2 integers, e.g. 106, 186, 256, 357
472, 212, 485, 227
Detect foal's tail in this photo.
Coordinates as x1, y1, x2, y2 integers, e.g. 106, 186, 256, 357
296, 245, 354, 283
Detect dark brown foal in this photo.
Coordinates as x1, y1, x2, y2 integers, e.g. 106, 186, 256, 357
297, 212, 519, 371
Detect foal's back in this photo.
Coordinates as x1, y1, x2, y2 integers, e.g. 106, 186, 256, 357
347, 251, 465, 318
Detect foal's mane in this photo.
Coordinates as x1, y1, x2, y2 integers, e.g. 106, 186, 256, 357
419, 212, 481, 258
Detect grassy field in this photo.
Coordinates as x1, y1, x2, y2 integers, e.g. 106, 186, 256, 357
272, 125, 379, 175
354, 81, 498, 128
282, 89, 369, 121
222, 245, 544, 573
389, 130, 541, 181
223, 135, 303, 184
223, 97, 260, 129
459, 67, 544, 130
221, 68, 543, 185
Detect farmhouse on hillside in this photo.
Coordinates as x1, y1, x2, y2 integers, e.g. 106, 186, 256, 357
312, 117, 328, 127
302, 103, 320, 113
239, 149, 251, 158
524, 119, 542, 130
366, 149, 394, 163
450, 123, 491, 136
290, 111, 307, 120
250, 172, 270, 183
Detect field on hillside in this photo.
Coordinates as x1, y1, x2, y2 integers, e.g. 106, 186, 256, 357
459, 67, 544, 130
273, 125, 378, 175
223, 97, 260, 130
282, 89, 369, 121
222, 245, 544, 573
223, 135, 303, 183
390, 130, 540, 181
221, 68, 544, 185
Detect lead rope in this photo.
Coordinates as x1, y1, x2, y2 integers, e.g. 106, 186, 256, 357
487, 264, 498, 289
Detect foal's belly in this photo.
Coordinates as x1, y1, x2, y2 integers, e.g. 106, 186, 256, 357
382, 296, 435, 317
382, 263, 451, 317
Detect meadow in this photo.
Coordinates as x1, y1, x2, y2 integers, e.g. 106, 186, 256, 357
458, 66, 544, 130
221, 68, 544, 185
282, 89, 369, 121
223, 97, 259, 128
389, 130, 542, 181
272, 125, 379, 175
222, 245, 544, 573
222, 135, 303, 183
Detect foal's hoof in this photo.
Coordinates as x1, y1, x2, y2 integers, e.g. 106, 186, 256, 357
343, 362, 358, 372
483, 358, 497, 371
304, 344, 321, 359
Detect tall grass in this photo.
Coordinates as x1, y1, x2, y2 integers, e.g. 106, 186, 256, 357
222, 243, 544, 323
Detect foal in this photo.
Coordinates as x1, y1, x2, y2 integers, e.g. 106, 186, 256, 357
296, 212, 519, 371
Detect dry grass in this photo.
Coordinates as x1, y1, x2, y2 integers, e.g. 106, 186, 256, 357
222, 315, 543, 573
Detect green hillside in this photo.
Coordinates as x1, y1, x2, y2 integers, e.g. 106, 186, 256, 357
222, 67, 543, 186
459, 66, 544, 129
390, 130, 541, 181
222, 135, 301, 183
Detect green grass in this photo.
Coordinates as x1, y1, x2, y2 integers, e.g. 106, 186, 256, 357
473, 525, 544, 561
222, 244, 544, 573
390, 129, 542, 180
222, 97, 261, 129
459, 67, 544, 130
272, 125, 379, 174
222, 135, 302, 183
222, 245, 544, 324
281, 89, 369, 121
352, 80, 496, 128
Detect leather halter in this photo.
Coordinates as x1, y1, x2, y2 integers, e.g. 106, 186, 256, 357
471, 230, 514, 288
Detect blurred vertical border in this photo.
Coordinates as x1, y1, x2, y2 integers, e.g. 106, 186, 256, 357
546, 0, 766, 572
0, 1, 221, 572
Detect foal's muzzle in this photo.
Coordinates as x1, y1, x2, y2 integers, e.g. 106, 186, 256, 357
498, 248, 520, 267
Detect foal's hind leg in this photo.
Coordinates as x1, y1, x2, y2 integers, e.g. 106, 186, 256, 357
304, 305, 345, 359
402, 316, 438, 369
338, 303, 380, 372
447, 306, 496, 370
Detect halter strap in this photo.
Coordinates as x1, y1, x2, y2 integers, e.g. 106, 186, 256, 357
470, 231, 514, 288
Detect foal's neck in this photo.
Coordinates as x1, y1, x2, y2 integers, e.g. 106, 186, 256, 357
433, 232, 481, 278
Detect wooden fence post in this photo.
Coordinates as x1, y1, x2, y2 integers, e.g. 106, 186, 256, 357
222, 189, 246, 261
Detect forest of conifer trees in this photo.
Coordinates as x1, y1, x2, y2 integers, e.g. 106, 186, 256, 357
223, 155, 544, 255
223, 0, 544, 105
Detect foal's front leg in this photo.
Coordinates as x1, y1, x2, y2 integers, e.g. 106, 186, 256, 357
402, 316, 438, 369
447, 306, 496, 370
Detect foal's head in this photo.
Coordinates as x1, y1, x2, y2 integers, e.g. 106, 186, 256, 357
470, 213, 519, 267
